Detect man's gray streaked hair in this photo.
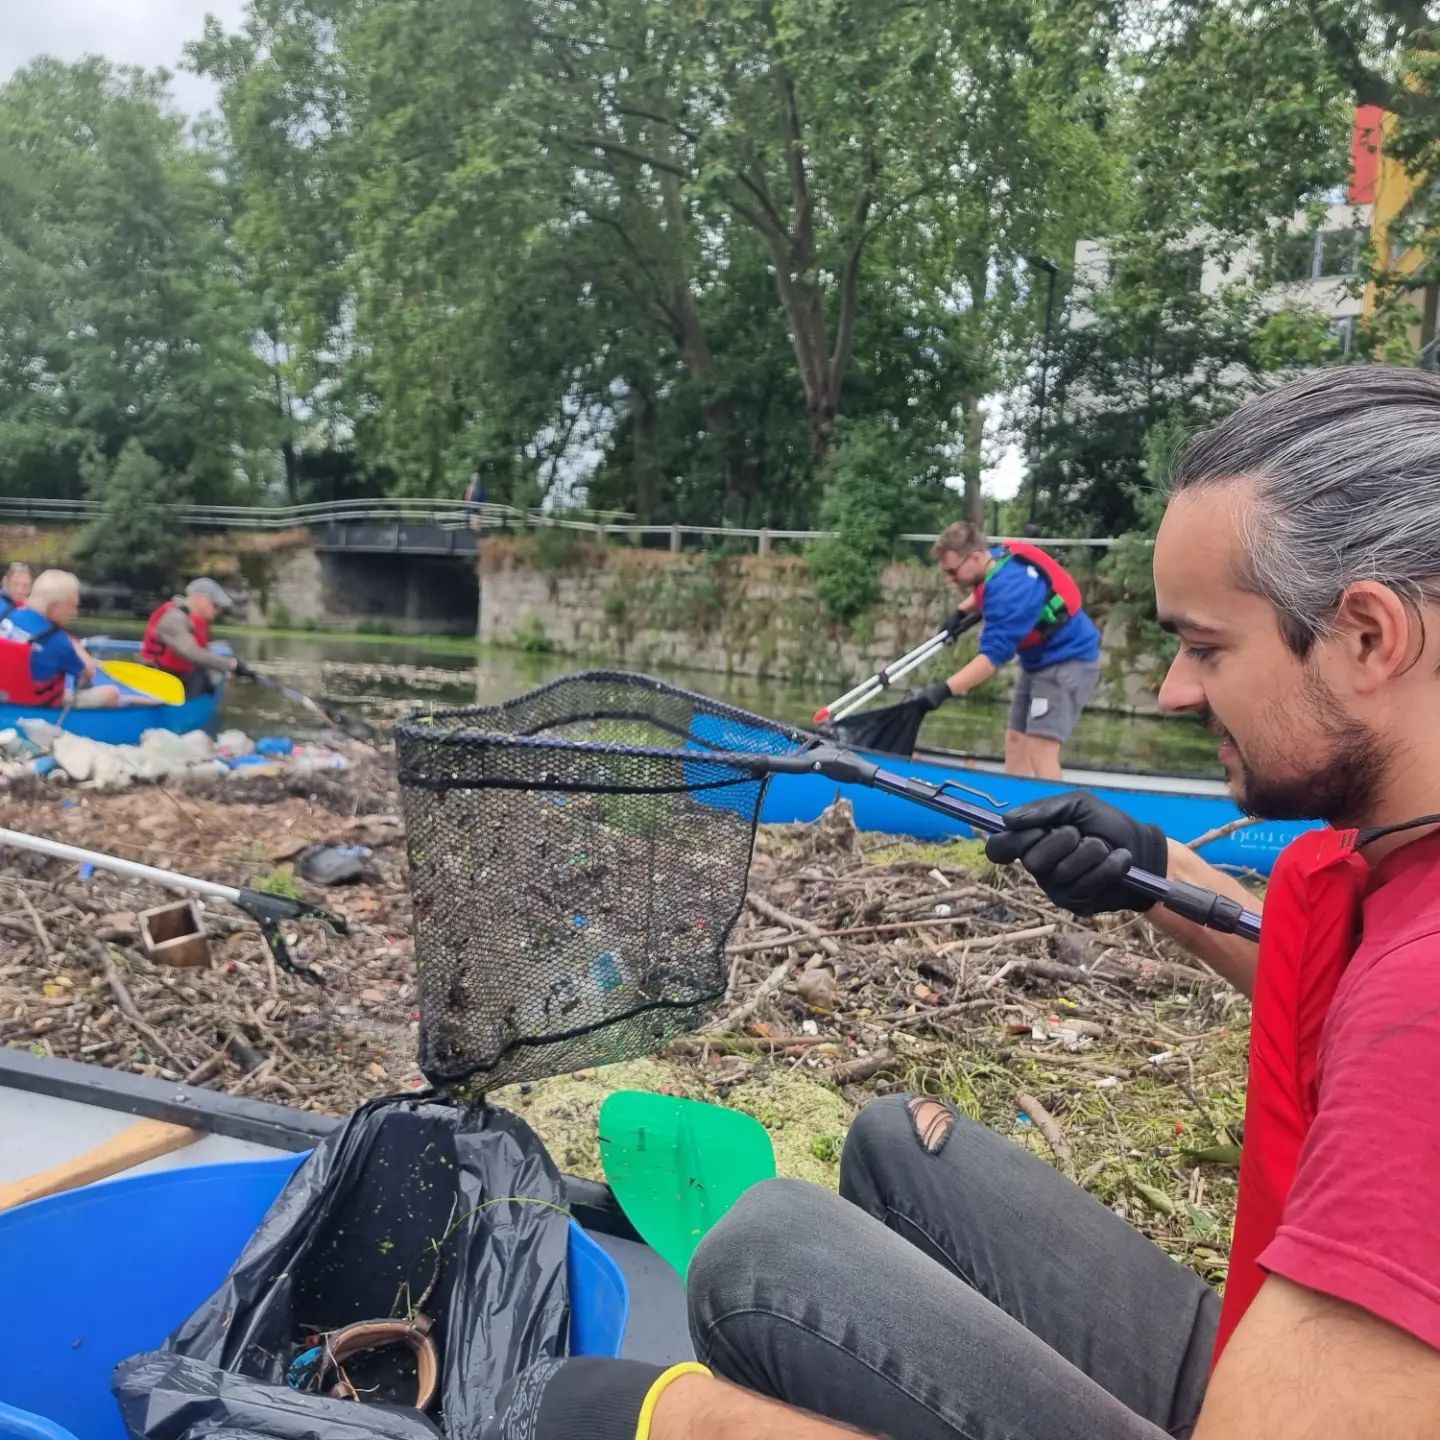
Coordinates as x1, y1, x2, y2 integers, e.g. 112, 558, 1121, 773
1171, 364, 1440, 655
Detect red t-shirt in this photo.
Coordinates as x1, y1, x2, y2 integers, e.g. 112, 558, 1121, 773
1262, 828, 1440, 1350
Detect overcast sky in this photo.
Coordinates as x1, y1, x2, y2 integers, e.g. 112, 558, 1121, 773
0, 0, 251, 117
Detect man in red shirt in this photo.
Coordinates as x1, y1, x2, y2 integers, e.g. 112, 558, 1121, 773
477, 366, 1440, 1439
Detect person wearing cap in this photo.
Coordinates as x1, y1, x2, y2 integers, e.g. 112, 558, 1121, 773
140, 579, 245, 697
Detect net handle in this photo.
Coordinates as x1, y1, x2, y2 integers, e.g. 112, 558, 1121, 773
399, 724, 1263, 944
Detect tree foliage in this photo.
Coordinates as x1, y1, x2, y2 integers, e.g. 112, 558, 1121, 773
191, 0, 1115, 519
0, 59, 274, 502
73, 440, 192, 591
5, 0, 1440, 535
806, 418, 951, 621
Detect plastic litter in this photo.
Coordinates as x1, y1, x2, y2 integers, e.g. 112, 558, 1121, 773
215, 729, 255, 757
291, 745, 348, 773
295, 844, 375, 887
256, 735, 295, 758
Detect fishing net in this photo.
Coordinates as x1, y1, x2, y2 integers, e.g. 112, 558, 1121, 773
395, 672, 806, 1088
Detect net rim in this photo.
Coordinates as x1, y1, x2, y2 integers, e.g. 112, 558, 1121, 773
394, 669, 806, 755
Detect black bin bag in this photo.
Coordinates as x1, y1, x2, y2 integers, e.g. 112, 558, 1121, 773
114, 1095, 571, 1440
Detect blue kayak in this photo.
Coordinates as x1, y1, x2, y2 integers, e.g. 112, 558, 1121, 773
758, 743, 1308, 876
1, 639, 227, 747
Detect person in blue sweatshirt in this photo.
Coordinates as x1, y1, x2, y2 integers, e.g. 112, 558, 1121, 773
916, 521, 1102, 778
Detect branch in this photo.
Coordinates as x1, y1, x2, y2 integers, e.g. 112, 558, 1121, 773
604, 98, 702, 145
725, 193, 790, 248
735, 148, 792, 240
829, 151, 878, 387
552, 132, 690, 179
772, 65, 816, 266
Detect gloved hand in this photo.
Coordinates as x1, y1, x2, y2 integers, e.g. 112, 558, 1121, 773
232, 659, 257, 680
941, 609, 980, 644
909, 681, 953, 713
483, 1358, 706, 1440
984, 791, 1169, 916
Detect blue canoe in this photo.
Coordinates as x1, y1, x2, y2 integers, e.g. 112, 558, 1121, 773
0, 639, 226, 747
0, 1049, 686, 1440
758, 742, 1310, 877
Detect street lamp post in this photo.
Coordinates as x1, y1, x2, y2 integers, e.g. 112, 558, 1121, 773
1027, 256, 1060, 529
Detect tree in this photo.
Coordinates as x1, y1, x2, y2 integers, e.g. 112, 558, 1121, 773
1028, 241, 1350, 535
73, 441, 191, 592
806, 416, 953, 622
0, 59, 275, 502
192, 0, 1118, 518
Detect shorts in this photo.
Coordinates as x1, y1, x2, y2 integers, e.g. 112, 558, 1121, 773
1007, 658, 1101, 743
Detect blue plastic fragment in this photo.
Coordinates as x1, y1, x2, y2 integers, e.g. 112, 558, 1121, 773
255, 736, 295, 758
285, 1344, 323, 1390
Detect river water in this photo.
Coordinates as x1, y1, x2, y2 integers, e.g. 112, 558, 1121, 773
122, 628, 1216, 779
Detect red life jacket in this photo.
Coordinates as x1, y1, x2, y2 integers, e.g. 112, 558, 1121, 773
0, 621, 65, 707
1212, 826, 1370, 1364
141, 600, 210, 674
971, 542, 1084, 650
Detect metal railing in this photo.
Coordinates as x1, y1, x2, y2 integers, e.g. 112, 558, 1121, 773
0, 494, 1123, 554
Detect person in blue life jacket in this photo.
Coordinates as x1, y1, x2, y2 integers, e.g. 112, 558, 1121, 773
915, 521, 1102, 779
0, 563, 32, 621
0, 569, 120, 709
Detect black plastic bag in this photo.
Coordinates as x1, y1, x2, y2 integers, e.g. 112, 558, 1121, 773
114, 1096, 571, 1440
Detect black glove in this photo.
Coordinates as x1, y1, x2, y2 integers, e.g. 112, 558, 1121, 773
942, 609, 980, 644
233, 659, 257, 680
909, 681, 953, 713
984, 791, 1169, 916
484, 1357, 666, 1440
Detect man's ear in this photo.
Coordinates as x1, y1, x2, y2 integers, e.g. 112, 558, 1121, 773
1332, 581, 1418, 689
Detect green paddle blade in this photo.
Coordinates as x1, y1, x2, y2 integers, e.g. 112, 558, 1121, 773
599, 1091, 777, 1278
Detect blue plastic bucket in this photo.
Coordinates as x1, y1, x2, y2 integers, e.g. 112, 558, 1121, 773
0, 1154, 628, 1440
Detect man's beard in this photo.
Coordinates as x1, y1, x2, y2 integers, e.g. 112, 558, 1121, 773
1202, 671, 1388, 825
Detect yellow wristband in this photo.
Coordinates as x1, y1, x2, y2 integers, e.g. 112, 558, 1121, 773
635, 1361, 712, 1440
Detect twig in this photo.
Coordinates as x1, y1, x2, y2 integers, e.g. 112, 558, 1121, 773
1016, 1089, 1075, 1175
936, 924, 1056, 957
92, 942, 187, 1070
229, 1054, 277, 1096
156, 786, 206, 832
745, 894, 842, 958
833, 1050, 897, 1085
16, 888, 53, 956
1186, 816, 1262, 851
183, 1044, 230, 1086
873, 997, 1004, 1027
707, 953, 801, 1032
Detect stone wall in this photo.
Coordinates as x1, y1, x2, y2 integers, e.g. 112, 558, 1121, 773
478, 538, 1165, 714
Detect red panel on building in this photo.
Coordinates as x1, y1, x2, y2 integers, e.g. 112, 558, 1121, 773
1350, 104, 1384, 203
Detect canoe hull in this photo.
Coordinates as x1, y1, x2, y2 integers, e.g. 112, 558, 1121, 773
0, 689, 223, 747
4, 637, 229, 744
759, 745, 1309, 875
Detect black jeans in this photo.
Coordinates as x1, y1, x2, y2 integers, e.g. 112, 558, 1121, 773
687, 1096, 1219, 1440
163, 665, 218, 700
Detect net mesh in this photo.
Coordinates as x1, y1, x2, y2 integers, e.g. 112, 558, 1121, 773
395, 672, 806, 1088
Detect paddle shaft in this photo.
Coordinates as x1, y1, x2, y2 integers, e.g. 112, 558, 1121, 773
752, 747, 1264, 943
238, 669, 376, 742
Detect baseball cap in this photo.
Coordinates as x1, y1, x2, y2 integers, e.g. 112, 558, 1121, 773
186, 577, 234, 608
